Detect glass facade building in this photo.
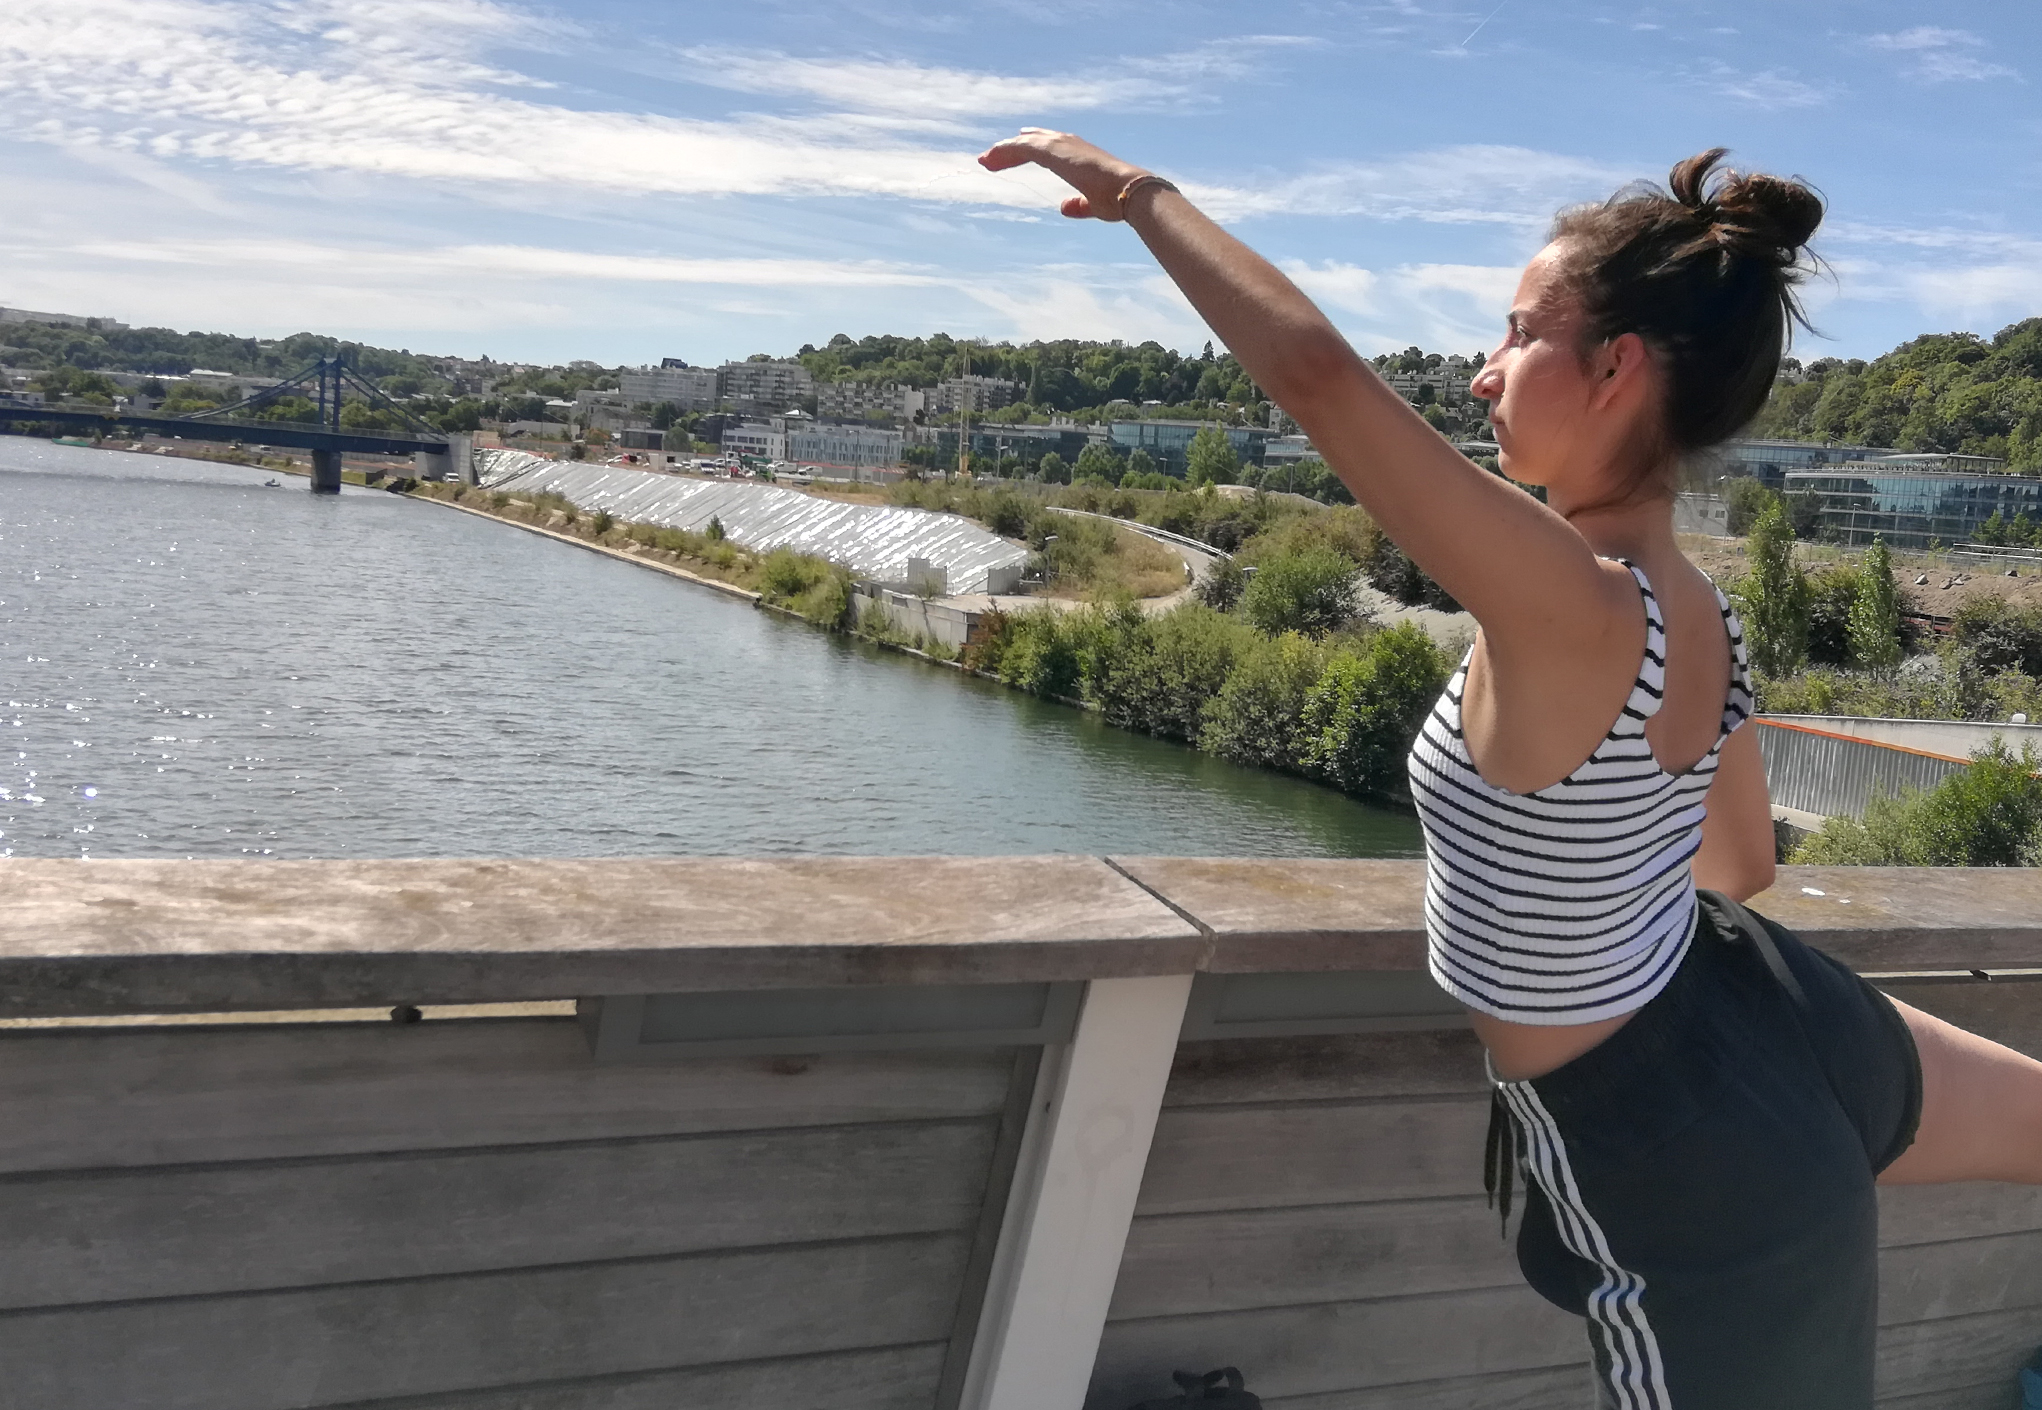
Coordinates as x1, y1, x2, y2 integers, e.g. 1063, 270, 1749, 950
1786, 463, 2041, 547
1107, 420, 1269, 475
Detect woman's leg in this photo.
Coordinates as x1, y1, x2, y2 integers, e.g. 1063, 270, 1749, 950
1879, 997, 2042, 1185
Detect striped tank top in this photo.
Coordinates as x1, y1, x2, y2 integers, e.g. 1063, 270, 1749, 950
1407, 560, 1754, 1025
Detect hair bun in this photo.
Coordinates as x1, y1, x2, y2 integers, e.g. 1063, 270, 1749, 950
1668, 148, 1823, 263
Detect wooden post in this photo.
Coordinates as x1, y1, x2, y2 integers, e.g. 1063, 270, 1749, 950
958, 973, 1193, 1410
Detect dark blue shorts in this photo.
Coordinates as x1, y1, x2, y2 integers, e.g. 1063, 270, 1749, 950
1493, 891, 1922, 1409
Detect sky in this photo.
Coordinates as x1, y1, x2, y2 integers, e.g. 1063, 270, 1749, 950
0, 0, 2036, 369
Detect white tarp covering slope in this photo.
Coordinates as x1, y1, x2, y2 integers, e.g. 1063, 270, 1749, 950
477, 451, 1027, 594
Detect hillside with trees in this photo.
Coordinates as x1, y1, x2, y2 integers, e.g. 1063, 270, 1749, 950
1750, 318, 2042, 468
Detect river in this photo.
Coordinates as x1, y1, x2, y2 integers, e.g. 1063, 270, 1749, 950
0, 439, 1422, 860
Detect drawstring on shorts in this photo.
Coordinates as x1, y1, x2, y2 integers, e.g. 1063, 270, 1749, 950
1484, 1054, 1526, 1239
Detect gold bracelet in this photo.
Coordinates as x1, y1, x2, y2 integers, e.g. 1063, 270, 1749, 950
1115, 173, 1180, 220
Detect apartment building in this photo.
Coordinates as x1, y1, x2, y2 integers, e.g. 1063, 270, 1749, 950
816, 381, 925, 422
719, 360, 815, 413
929, 375, 1023, 416
722, 422, 786, 461
619, 363, 720, 412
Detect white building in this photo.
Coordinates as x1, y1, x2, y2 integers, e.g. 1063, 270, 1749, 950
930, 375, 1022, 415
0, 306, 127, 332
788, 423, 904, 469
1380, 368, 1472, 402
719, 360, 814, 412
620, 364, 719, 412
722, 422, 786, 461
816, 381, 925, 423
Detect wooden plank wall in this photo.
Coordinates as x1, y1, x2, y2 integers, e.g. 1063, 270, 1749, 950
0, 1015, 1022, 1410
1089, 991, 2042, 1410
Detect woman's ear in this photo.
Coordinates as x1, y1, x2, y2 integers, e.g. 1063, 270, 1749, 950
1589, 331, 1652, 411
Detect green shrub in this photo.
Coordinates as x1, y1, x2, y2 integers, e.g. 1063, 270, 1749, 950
1241, 547, 1361, 637
1196, 558, 1245, 612
962, 607, 1014, 674
1199, 632, 1329, 768
591, 510, 614, 536
998, 609, 1082, 699
1793, 741, 2042, 866
1089, 603, 1253, 741
1736, 499, 1809, 677
983, 490, 1031, 538
706, 514, 727, 542
1954, 598, 2042, 677
1300, 623, 1453, 799
1803, 566, 1861, 668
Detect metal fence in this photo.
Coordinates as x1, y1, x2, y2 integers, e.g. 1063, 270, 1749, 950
1755, 718, 1968, 820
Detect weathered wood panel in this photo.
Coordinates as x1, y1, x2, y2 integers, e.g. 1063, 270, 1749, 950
1088, 1289, 1585, 1408
0, 1120, 996, 1310
1109, 1199, 1517, 1321
0, 1234, 970, 1410
1880, 1182, 2042, 1246
1136, 1099, 1489, 1215
1164, 1032, 1489, 1107
1878, 1378, 2025, 1410
1877, 1306, 2042, 1401
284, 1344, 951, 1410
0, 1021, 1015, 1173
1881, 1231, 2042, 1327
1258, 1366, 1590, 1410
1883, 979, 2042, 1060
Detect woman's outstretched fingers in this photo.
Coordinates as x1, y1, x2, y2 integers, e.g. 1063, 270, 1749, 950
977, 128, 1142, 222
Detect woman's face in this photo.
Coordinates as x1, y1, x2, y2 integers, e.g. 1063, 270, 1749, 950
1470, 242, 1632, 505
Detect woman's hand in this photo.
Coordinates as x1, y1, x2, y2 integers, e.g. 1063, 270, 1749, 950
978, 129, 1148, 222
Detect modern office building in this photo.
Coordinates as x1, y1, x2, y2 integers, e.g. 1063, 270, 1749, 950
930, 422, 1099, 470
1108, 420, 1270, 475
787, 423, 904, 469
721, 422, 786, 461
1785, 457, 2029, 547
1715, 438, 1898, 488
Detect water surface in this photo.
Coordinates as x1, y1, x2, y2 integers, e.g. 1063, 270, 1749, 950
0, 439, 1422, 860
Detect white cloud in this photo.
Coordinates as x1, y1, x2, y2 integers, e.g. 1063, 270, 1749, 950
1211, 145, 1631, 225
1860, 27, 2017, 83
1698, 63, 1836, 109
674, 38, 1316, 119
1280, 260, 1379, 315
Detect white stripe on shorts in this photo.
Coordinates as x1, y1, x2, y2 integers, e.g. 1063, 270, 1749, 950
1501, 1080, 1672, 1410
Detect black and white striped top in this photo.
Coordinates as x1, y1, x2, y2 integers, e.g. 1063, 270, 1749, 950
1408, 560, 1753, 1025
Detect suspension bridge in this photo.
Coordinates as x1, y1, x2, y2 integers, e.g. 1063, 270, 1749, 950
0, 355, 469, 492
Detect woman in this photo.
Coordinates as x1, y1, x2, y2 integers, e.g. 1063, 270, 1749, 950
981, 130, 2042, 1406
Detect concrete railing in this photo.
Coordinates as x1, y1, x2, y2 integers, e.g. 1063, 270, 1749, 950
4, 857, 2042, 1410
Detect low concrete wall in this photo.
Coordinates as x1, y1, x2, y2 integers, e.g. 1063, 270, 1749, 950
853, 585, 982, 651
1763, 713, 2042, 761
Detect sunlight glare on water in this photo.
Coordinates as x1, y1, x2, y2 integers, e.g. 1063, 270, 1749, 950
0, 439, 1422, 860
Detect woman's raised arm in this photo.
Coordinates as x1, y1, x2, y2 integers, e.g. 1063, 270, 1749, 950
979, 128, 1634, 649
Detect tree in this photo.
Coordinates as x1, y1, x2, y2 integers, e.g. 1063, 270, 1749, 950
1724, 477, 1779, 536
1240, 548, 1360, 637
1976, 509, 2008, 546
1186, 425, 1238, 486
1847, 538, 1902, 672
1737, 499, 1809, 677
1074, 442, 1122, 484
1126, 448, 1157, 481
1037, 451, 1069, 484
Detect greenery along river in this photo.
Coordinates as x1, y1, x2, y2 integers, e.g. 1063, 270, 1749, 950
0, 440, 1422, 860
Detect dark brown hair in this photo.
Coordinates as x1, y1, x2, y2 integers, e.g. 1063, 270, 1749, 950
1550, 148, 1823, 498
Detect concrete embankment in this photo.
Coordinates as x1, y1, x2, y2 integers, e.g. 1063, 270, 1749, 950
478, 452, 1027, 595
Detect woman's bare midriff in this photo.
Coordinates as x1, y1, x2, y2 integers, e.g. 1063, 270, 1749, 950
1474, 1009, 1642, 1082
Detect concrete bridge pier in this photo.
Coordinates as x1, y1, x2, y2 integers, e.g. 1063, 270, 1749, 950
310, 449, 342, 494
414, 433, 472, 484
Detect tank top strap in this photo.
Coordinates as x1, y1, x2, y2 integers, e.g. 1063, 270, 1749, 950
1712, 581, 1755, 738
1608, 558, 1666, 737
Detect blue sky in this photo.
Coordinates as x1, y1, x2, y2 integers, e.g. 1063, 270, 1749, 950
1, 0, 2035, 368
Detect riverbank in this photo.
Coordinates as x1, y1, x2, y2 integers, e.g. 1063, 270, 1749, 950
398, 479, 1446, 810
